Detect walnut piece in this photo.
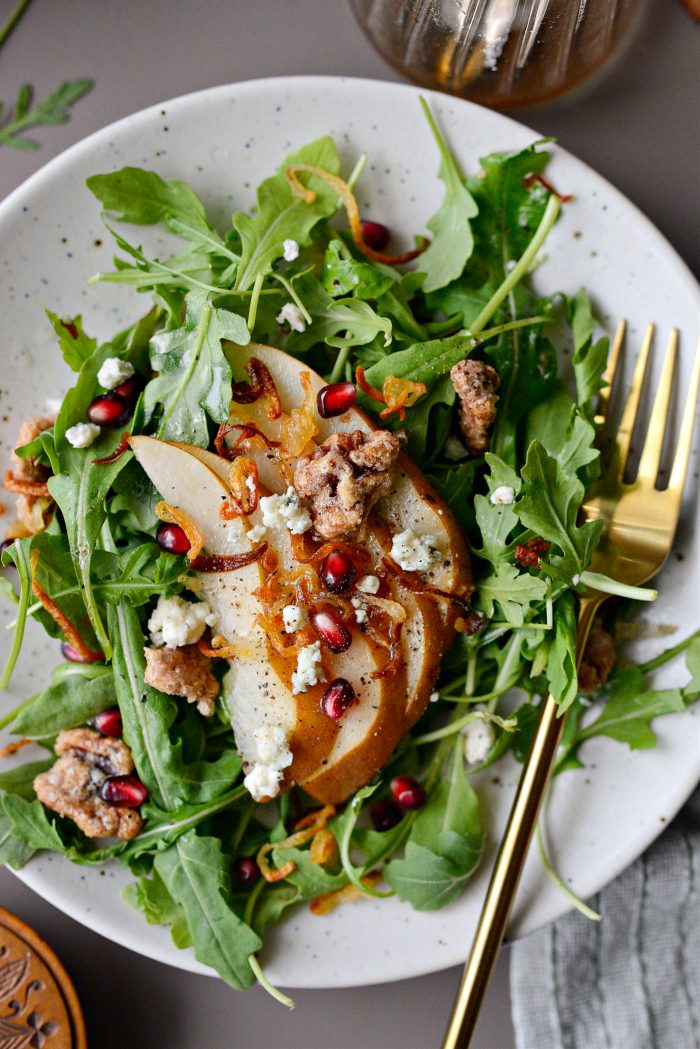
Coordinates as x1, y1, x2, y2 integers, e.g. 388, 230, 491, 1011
293, 429, 402, 540
9, 415, 55, 536
144, 644, 219, 716
578, 623, 616, 694
34, 728, 142, 840
450, 359, 500, 455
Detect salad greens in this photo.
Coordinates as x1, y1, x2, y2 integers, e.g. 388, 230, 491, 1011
1, 100, 698, 1001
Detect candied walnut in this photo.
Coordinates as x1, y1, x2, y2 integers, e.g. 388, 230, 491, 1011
450, 359, 500, 455
578, 622, 616, 694
9, 415, 54, 536
294, 429, 402, 540
143, 644, 219, 716
34, 728, 142, 840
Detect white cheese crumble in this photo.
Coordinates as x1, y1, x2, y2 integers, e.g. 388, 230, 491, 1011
97, 356, 134, 391
276, 302, 306, 333
390, 529, 441, 573
351, 597, 367, 624
148, 595, 216, 649
247, 523, 267, 543
283, 238, 300, 262
291, 641, 325, 694
444, 436, 469, 462
260, 487, 312, 535
65, 422, 101, 449
282, 604, 308, 633
243, 764, 283, 802
572, 573, 581, 586
462, 716, 495, 765
490, 485, 515, 506
429, 691, 440, 703
356, 574, 380, 595
253, 724, 293, 769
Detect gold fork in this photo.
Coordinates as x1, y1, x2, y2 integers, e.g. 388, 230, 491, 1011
442, 321, 700, 1049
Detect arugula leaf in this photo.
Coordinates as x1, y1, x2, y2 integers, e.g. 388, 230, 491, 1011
49, 346, 135, 657
123, 868, 193, 948
385, 744, 485, 910
1, 794, 65, 852
233, 136, 341, 291
427, 460, 479, 534
478, 563, 548, 627
0, 79, 92, 151
146, 293, 249, 445
576, 666, 685, 749
107, 601, 241, 808
154, 831, 261, 989
93, 227, 223, 297
86, 167, 233, 259
418, 99, 478, 293
44, 307, 97, 371
364, 333, 472, 391
473, 455, 521, 567
285, 276, 391, 354
11, 663, 116, 740
547, 592, 578, 710
515, 441, 602, 583
0, 807, 36, 869
568, 289, 609, 412
525, 386, 599, 485
321, 240, 395, 300
0, 759, 53, 801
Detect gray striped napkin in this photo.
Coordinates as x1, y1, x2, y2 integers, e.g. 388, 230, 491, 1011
510, 789, 700, 1049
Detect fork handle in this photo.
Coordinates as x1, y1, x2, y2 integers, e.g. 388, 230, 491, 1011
441, 595, 602, 1049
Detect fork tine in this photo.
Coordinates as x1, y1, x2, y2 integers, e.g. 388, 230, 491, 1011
637, 329, 678, 482
594, 319, 625, 428
614, 323, 654, 480
668, 335, 700, 494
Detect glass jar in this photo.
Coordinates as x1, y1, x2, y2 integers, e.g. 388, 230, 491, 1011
350, 0, 646, 110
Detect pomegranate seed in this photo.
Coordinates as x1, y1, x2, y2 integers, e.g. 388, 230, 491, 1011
311, 610, 352, 653
156, 522, 191, 555
317, 382, 357, 419
61, 642, 103, 664
321, 678, 356, 719
100, 775, 148, 808
87, 393, 131, 429
91, 707, 123, 738
112, 374, 144, 404
370, 799, 402, 832
62, 319, 80, 340
235, 857, 261, 886
320, 549, 356, 594
390, 775, 426, 811
360, 220, 391, 252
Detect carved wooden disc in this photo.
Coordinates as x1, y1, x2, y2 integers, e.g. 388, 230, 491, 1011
0, 907, 86, 1049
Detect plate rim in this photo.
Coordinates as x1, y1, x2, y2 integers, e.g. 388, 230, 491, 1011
1, 73, 699, 989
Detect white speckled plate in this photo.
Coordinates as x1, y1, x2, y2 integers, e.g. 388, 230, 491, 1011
0, 77, 698, 990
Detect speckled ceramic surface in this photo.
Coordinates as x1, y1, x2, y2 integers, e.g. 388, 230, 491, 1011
0, 76, 698, 990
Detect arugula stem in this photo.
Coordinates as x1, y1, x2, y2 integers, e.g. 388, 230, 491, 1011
0, 693, 36, 731
0, 553, 31, 690
269, 272, 312, 324
230, 796, 255, 854
580, 571, 657, 602
0, 0, 31, 49
468, 195, 561, 337
639, 628, 700, 675
247, 953, 295, 1009
328, 346, 351, 385
346, 153, 368, 191
247, 272, 264, 331
536, 819, 601, 921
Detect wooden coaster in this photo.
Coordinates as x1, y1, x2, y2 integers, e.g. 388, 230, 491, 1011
0, 906, 86, 1049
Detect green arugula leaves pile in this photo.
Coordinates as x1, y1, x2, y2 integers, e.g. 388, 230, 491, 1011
0, 101, 697, 1000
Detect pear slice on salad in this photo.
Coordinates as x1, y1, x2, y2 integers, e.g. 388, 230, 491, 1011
129, 436, 398, 801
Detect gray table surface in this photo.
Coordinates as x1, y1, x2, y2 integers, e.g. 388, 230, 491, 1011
0, 3, 697, 1048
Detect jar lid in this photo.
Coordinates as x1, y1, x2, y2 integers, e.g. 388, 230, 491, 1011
0, 905, 86, 1049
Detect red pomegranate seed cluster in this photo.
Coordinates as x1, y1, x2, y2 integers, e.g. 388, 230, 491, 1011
91, 707, 123, 738
100, 775, 148, 808
235, 857, 261, 886
87, 393, 132, 429
320, 549, 356, 593
321, 678, 356, 719
311, 610, 352, 654
156, 522, 192, 555
317, 381, 357, 419
360, 220, 391, 252
390, 775, 425, 811
370, 798, 402, 832
514, 537, 550, 567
